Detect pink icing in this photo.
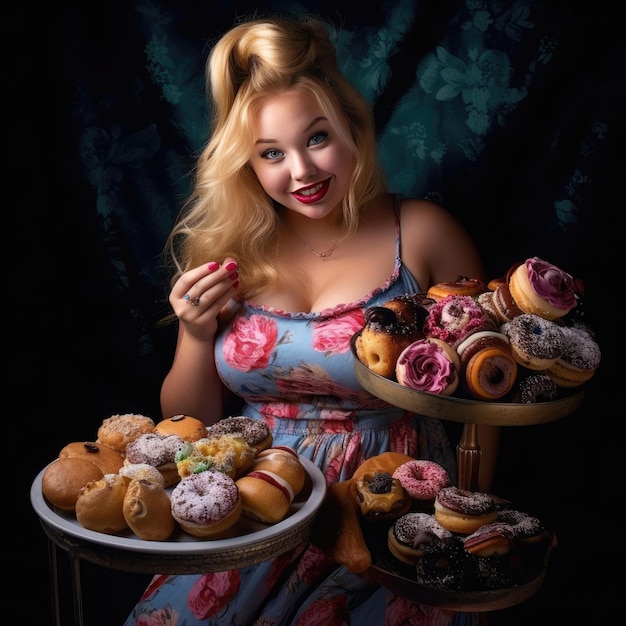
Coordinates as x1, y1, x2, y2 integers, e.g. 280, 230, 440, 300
395, 339, 456, 393
526, 257, 577, 310
392, 460, 451, 500
423, 295, 494, 347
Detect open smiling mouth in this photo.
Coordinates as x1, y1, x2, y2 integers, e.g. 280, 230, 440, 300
292, 179, 330, 203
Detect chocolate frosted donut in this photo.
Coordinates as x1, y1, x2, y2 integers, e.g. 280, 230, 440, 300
502, 313, 565, 370
514, 372, 558, 403
387, 512, 453, 564
434, 486, 498, 534
546, 325, 601, 387
205, 416, 273, 452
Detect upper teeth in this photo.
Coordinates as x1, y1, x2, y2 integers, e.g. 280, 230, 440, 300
299, 182, 323, 196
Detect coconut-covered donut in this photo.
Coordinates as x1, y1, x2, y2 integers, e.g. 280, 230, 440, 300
456, 330, 518, 400
392, 460, 451, 504
205, 416, 273, 452
395, 337, 461, 395
354, 471, 410, 523
546, 325, 601, 387
434, 486, 498, 534
423, 295, 496, 349
387, 512, 454, 564
426, 276, 486, 302
508, 256, 578, 321
170, 469, 242, 538
502, 313, 565, 370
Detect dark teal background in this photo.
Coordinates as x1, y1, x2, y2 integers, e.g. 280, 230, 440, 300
16, 1, 620, 623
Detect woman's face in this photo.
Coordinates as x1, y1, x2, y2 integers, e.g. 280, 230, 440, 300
249, 89, 355, 220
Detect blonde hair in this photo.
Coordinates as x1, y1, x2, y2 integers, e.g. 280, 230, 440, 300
164, 16, 386, 299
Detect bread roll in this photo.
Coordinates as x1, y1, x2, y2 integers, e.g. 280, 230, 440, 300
41, 458, 104, 511
154, 414, 207, 442
123, 478, 175, 541
59, 441, 124, 475
75, 474, 130, 534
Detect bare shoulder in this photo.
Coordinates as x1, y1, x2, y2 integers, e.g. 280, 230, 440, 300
398, 197, 485, 288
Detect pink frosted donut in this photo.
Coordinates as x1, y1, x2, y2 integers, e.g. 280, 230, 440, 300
392, 460, 451, 502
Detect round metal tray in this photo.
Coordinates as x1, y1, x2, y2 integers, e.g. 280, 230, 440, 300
350, 334, 584, 425
31, 456, 326, 574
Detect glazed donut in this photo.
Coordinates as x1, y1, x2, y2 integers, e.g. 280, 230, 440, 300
456, 330, 518, 400
387, 512, 454, 565
392, 460, 451, 504
423, 295, 496, 349
170, 469, 242, 538
154, 414, 207, 442
122, 477, 176, 541
97, 413, 156, 453
75, 473, 130, 534
354, 295, 428, 378
59, 441, 124, 475
395, 337, 460, 396
508, 256, 578, 320
205, 416, 273, 452
492, 283, 524, 323
513, 372, 558, 403
124, 433, 185, 487
41, 458, 104, 511
546, 325, 601, 387
426, 276, 485, 302
354, 471, 410, 523
502, 313, 565, 370
434, 487, 498, 534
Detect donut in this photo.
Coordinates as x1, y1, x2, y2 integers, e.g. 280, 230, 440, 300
456, 330, 518, 400
205, 416, 273, 452
118, 463, 166, 486
545, 325, 601, 387
170, 469, 242, 538
75, 473, 130, 534
423, 295, 497, 349
475, 290, 499, 325
502, 313, 565, 370
387, 512, 454, 564
96, 413, 156, 452
58, 441, 125, 475
415, 538, 476, 590
492, 282, 525, 323
513, 372, 559, 403
41, 458, 105, 511
354, 471, 410, 522
195, 435, 257, 477
124, 433, 185, 487
395, 337, 460, 396
434, 486, 498, 534
508, 256, 578, 321
462, 521, 515, 556
122, 477, 176, 541
496, 508, 549, 546
154, 414, 207, 442
426, 276, 486, 302
392, 460, 451, 504
354, 294, 428, 378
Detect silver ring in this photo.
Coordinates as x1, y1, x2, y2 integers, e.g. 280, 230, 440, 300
183, 294, 201, 306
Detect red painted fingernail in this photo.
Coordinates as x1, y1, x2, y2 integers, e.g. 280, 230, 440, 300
208, 262, 219, 271
224, 261, 237, 271
229, 271, 238, 281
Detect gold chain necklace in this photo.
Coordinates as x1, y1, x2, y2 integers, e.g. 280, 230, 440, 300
286, 224, 340, 261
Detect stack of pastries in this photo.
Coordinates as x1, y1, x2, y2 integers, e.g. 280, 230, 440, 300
354, 256, 601, 402
41, 413, 307, 541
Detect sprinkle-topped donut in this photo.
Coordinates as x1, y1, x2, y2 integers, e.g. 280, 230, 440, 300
434, 487, 498, 534
205, 416, 273, 451
546, 325, 601, 387
497, 508, 547, 542
392, 460, 451, 502
502, 313, 565, 370
387, 512, 454, 564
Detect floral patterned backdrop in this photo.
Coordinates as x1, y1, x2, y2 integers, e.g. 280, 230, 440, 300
17, 1, 619, 623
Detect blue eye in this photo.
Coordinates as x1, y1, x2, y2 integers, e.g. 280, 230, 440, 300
309, 131, 328, 146
262, 149, 284, 160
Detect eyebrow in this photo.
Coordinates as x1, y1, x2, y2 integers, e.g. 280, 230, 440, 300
254, 116, 327, 145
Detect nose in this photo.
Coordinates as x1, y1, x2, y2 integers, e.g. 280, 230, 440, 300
290, 151, 316, 181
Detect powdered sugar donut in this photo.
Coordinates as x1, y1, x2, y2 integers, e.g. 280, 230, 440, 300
434, 486, 498, 534
392, 460, 451, 503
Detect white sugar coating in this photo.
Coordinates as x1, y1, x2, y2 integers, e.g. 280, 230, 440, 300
393, 512, 453, 545
503, 314, 565, 359
125, 433, 185, 465
558, 325, 601, 369
497, 508, 544, 538
171, 470, 239, 524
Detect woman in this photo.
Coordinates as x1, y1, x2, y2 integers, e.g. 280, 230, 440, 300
125, 15, 496, 625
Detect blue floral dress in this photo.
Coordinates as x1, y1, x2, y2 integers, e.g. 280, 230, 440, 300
124, 204, 487, 626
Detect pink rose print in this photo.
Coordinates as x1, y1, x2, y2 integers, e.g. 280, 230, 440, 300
222, 314, 278, 371
260, 402, 300, 420
265, 545, 306, 589
187, 571, 240, 619
312, 310, 364, 355
135, 607, 178, 626
385, 594, 457, 626
296, 545, 334, 584
295, 594, 349, 625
